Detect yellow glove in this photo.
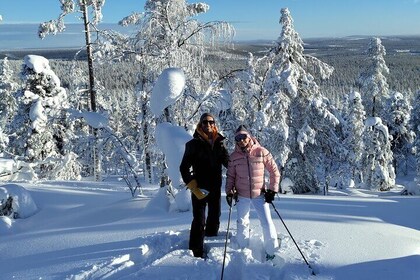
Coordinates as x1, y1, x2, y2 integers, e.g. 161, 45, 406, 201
186, 179, 209, 200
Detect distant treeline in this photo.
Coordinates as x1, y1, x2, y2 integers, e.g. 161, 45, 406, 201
3, 36, 420, 108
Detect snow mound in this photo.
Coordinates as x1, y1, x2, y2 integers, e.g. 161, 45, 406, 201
144, 186, 170, 213
150, 68, 185, 116
280, 177, 294, 194
0, 184, 38, 219
173, 187, 191, 212
155, 122, 192, 186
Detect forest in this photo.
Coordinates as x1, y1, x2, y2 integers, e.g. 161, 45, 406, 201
0, 0, 419, 196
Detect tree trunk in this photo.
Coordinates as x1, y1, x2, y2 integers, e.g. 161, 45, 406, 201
81, 2, 101, 181
141, 96, 152, 183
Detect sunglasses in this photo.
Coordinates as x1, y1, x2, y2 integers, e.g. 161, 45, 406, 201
235, 134, 248, 142
202, 120, 215, 125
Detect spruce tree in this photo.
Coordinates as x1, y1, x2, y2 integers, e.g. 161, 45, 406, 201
362, 117, 395, 190
411, 91, 420, 188
231, 8, 337, 193
358, 37, 389, 118
0, 57, 18, 130
385, 91, 414, 175
8, 55, 77, 179
340, 91, 366, 188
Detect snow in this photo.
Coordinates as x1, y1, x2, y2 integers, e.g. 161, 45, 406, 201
1, 17, 419, 280
82, 111, 109, 129
24, 54, 61, 86
150, 68, 186, 116
365, 117, 390, 139
29, 99, 47, 130
155, 122, 192, 187
67, 110, 110, 129
213, 89, 232, 111
0, 158, 15, 175
0, 184, 38, 219
349, 91, 361, 100
24, 55, 50, 74
0, 158, 37, 181
0, 179, 419, 280
365, 117, 382, 127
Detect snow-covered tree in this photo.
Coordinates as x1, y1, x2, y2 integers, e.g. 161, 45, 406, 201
0, 57, 18, 131
0, 127, 8, 153
39, 0, 106, 181
38, 0, 104, 40
230, 8, 337, 193
105, 0, 234, 183
385, 91, 414, 175
8, 55, 78, 179
112, 0, 234, 119
411, 91, 420, 187
358, 37, 389, 118
361, 117, 395, 191
339, 91, 366, 188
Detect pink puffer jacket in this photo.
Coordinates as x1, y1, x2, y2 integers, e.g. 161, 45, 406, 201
225, 138, 280, 198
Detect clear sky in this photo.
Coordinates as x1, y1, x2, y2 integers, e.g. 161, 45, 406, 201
0, 0, 419, 40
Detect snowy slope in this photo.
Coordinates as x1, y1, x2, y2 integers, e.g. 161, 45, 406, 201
0, 180, 419, 280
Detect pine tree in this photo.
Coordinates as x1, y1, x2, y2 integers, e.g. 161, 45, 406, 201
358, 37, 389, 118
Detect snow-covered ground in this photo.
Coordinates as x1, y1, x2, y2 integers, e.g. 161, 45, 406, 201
0, 178, 419, 280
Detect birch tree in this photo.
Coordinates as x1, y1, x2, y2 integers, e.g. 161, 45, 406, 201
39, 0, 105, 180
102, 0, 234, 183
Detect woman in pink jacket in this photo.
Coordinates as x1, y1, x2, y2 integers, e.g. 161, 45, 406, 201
225, 125, 280, 260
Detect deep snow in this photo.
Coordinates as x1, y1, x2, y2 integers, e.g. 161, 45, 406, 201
0, 178, 419, 280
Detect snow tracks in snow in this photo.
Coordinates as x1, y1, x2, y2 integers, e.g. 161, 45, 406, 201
67, 228, 325, 280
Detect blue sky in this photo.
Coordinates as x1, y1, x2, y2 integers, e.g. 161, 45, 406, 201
1, 0, 419, 41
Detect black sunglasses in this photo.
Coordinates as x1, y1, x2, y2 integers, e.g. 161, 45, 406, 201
235, 134, 248, 142
202, 120, 215, 125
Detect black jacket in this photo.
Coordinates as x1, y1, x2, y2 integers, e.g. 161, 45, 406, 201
180, 131, 229, 193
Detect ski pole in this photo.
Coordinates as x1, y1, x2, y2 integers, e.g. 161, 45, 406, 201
270, 202, 316, 276
220, 202, 233, 280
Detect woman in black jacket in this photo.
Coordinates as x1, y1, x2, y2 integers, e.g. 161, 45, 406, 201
180, 113, 229, 258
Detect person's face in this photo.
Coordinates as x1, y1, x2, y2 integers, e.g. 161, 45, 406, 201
235, 133, 250, 147
201, 117, 215, 134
